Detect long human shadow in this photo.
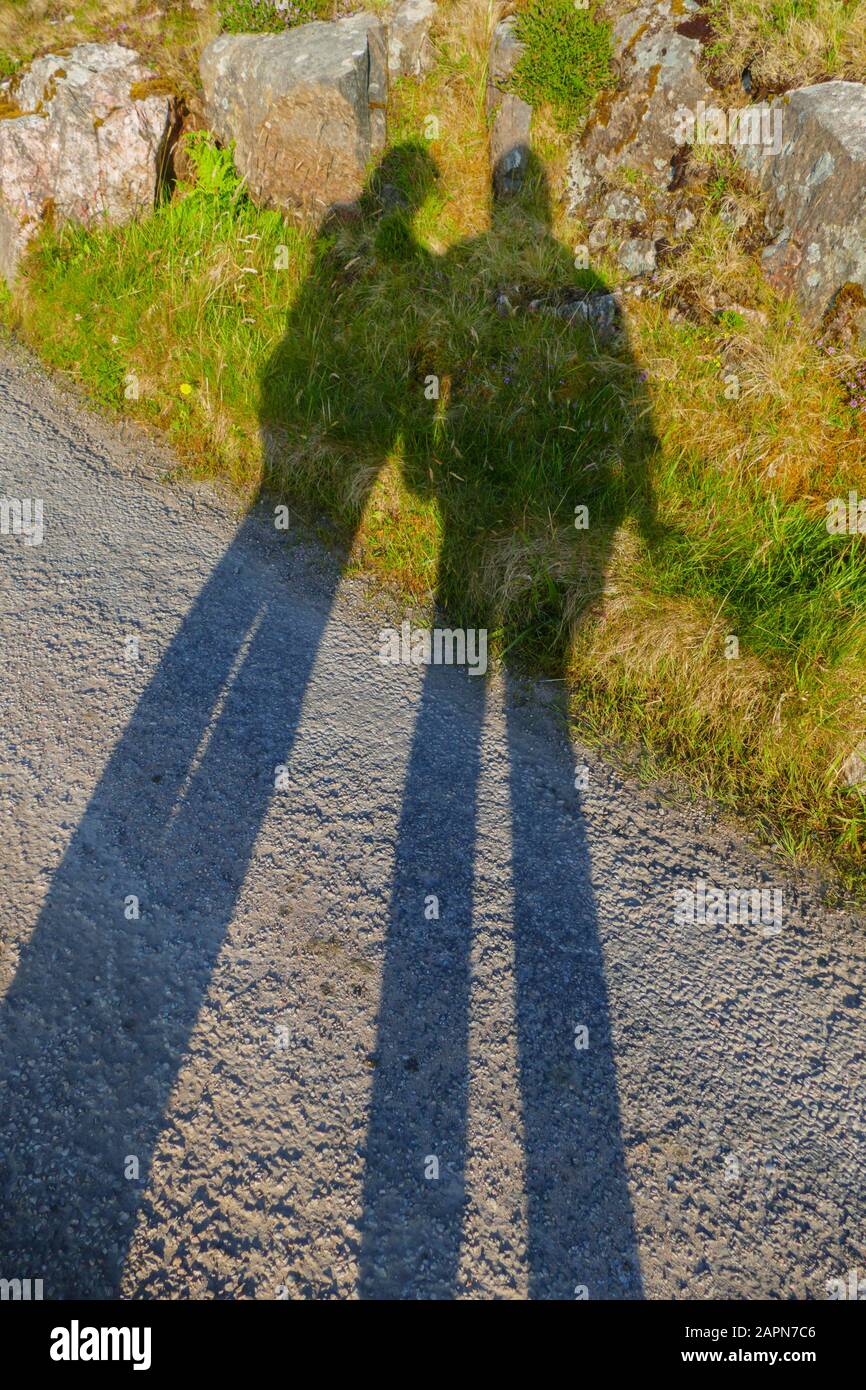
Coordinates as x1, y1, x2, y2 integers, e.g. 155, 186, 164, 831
0, 511, 343, 1297
339, 150, 657, 1296
0, 146, 435, 1300
504, 671, 642, 1299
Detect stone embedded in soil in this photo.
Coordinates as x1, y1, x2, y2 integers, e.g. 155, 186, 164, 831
200, 14, 387, 225
551, 290, 620, 345
0, 44, 172, 284
487, 17, 532, 198
567, 0, 713, 214
736, 80, 866, 338
839, 740, 866, 790
387, 0, 437, 79
589, 218, 613, 252
603, 190, 647, 224
618, 237, 658, 277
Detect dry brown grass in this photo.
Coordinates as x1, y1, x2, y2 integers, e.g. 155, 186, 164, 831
708, 0, 866, 91
389, 0, 495, 243
638, 291, 866, 503
0, 2, 219, 98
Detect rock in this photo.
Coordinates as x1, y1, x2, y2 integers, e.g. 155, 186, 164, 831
839, 740, 866, 790
602, 189, 647, 224
388, 0, 437, 79
588, 218, 613, 251
171, 95, 208, 186
488, 13, 522, 89
820, 282, 866, 352
491, 95, 532, 198
0, 44, 173, 283
618, 237, 657, 276
736, 81, 866, 337
674, 206, 696, 236
556, 290, 620, 345
487, 17, 532, 197
511, 285, 620, 344
200, 14, 387, 224
567, 0, 712, 213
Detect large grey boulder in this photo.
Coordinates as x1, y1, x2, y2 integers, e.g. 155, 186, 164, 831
200, 14, 387, 224
0, 44, 173, 283
388, 0, 437, 80
567, 0, 712, 212
736, 81, 866, 334
487, 17, 532, 197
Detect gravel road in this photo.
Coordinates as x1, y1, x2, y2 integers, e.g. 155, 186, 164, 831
0, 343, 864, 1300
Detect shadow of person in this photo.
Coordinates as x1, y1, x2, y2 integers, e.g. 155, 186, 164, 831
0, 142, 447, 1300
355, 152, 658, 1297
0, 508, 343, 1296
0, 145, 444, 1299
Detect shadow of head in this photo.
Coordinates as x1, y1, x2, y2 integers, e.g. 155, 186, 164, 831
359, 139, 442, 222
488, 146, 611, 292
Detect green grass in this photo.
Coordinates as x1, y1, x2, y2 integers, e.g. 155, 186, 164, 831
4, 1, 866, 894
649, 470, 866, 670
218, 0, 330, 34
511, 0, 613, 131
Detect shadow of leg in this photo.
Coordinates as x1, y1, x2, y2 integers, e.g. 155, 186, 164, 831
504, 670, 643, 1299
358, 662, 486, 1298
0, 514, 343, 1297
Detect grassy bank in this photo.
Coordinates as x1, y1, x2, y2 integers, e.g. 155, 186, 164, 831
0, 0, 215, 100
3, 0, 866, 891
706, 0, 866, 91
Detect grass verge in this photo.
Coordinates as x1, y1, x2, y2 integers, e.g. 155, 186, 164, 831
706, 0, 866, 91
3, 0, 866, 894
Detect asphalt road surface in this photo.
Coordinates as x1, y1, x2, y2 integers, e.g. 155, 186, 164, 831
1, 344, 864, 1300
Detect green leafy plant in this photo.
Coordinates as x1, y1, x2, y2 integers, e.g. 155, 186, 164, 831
218, 0, 326, 34
182, 131, 246, 202
510, 0, 614, 131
